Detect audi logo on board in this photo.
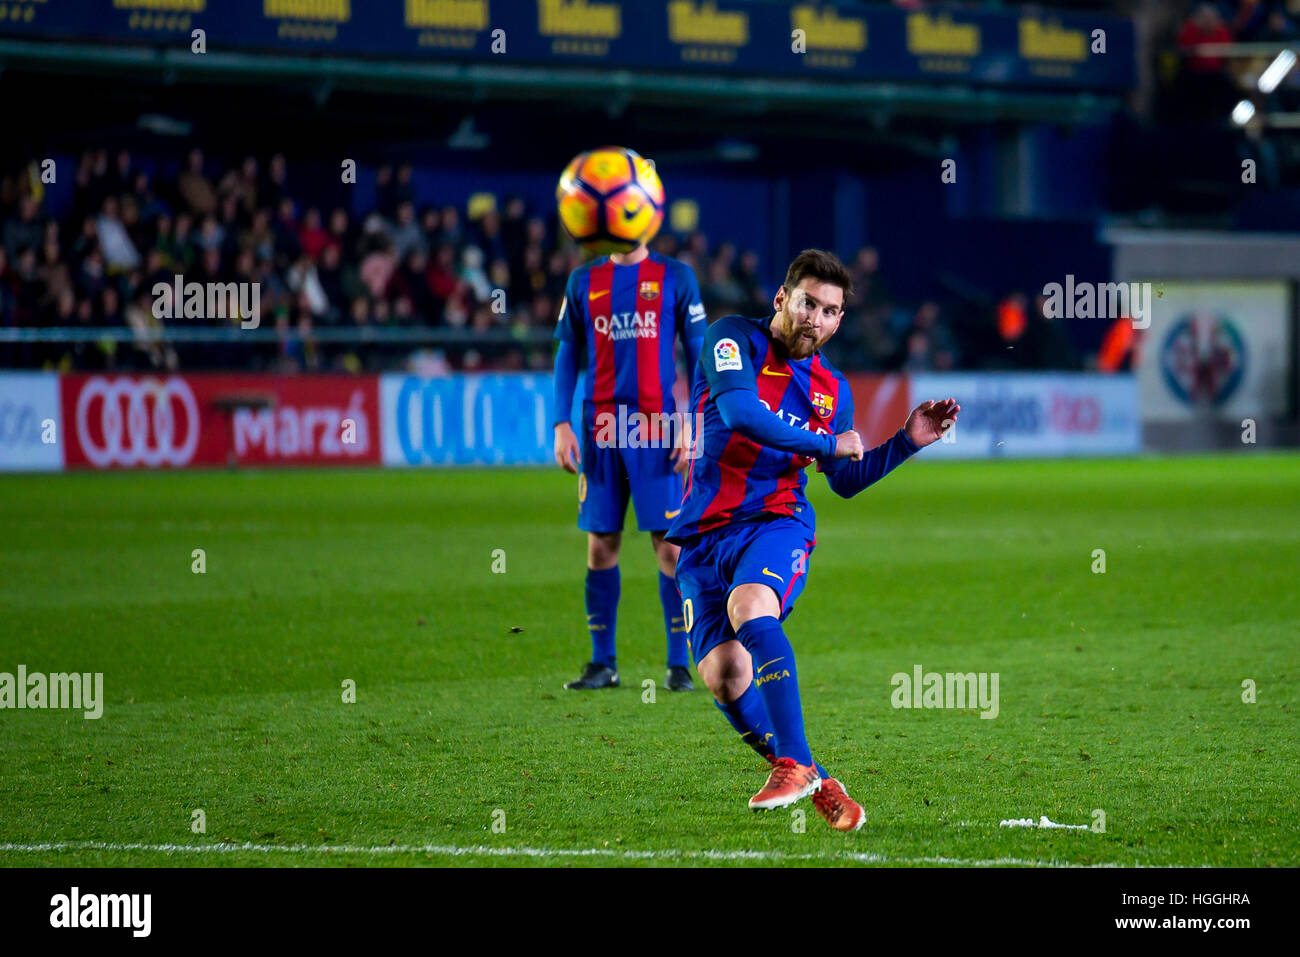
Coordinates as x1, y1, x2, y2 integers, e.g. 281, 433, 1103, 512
74, 377, 201, 468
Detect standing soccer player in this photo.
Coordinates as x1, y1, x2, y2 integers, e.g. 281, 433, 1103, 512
553, 240, 706, 691
667, 249, 959, 830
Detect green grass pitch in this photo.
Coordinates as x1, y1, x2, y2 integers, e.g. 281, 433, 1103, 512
1, 454, 1297, 868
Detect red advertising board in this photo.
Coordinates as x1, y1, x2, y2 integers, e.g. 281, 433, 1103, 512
844, 373, 912, 446
60, 374, 381, 469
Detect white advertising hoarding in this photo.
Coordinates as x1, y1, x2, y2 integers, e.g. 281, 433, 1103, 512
1138, 281, 1291, 421
0, 372, 62, 471
911, 373, 1140, 459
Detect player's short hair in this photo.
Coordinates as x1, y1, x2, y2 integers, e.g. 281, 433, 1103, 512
782, 249, 853, 302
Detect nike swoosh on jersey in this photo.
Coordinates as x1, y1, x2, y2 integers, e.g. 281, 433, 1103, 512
589, 289, 609, 299
761, 567, 785, 583
756, 657, 786, 675
760, 364, 791, 377
664, 508, 681, 519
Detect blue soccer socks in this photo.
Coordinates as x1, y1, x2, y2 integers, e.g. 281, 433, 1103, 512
736, 616, 813, 767
715, 684, 777, 762
660, 571, 689, 668
714, 674, 829, 777
585, 565, 620, 667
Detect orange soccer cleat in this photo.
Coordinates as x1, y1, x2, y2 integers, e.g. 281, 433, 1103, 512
811, 777, 866, 832
748, 756, 821, 811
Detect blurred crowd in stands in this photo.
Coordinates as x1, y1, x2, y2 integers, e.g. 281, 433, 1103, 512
1174, 1, 1300, 115
1179, 0, 1300, 57
0, 149, 1132, 375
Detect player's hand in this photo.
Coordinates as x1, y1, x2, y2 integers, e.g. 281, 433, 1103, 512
904, 398, 960, 448
670, 443, 690, 474
833, 430, 864, 461
554, 422, 580, 474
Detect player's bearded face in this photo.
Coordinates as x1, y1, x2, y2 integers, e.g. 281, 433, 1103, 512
774, 282, 843, 359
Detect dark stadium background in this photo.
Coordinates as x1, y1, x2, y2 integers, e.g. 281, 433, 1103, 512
4, 0, 1295, 394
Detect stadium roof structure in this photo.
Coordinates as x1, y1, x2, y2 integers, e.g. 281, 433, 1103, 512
0, 36, 1126, 127
0, 0, 1137, 129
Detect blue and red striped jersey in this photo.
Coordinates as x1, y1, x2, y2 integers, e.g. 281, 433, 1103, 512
555, 251, 705, 424
667, 313, 856, 543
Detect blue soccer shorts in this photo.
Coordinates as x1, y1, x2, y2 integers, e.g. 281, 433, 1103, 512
578, 420, 683, 534
674, 515, 816, 666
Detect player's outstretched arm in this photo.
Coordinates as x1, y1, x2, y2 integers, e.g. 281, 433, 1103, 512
715, 389, 839, 460
825, 398, 959, 499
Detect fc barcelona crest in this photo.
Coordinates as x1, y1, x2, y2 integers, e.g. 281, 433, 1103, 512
812, 391, 834, 418
639, 280, 660, 300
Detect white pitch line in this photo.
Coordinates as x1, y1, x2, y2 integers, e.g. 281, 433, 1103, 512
0, 841, 1132, 868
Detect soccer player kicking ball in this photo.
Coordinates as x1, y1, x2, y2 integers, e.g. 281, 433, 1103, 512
666, 249, 959, 831
554, 240, 707, 692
